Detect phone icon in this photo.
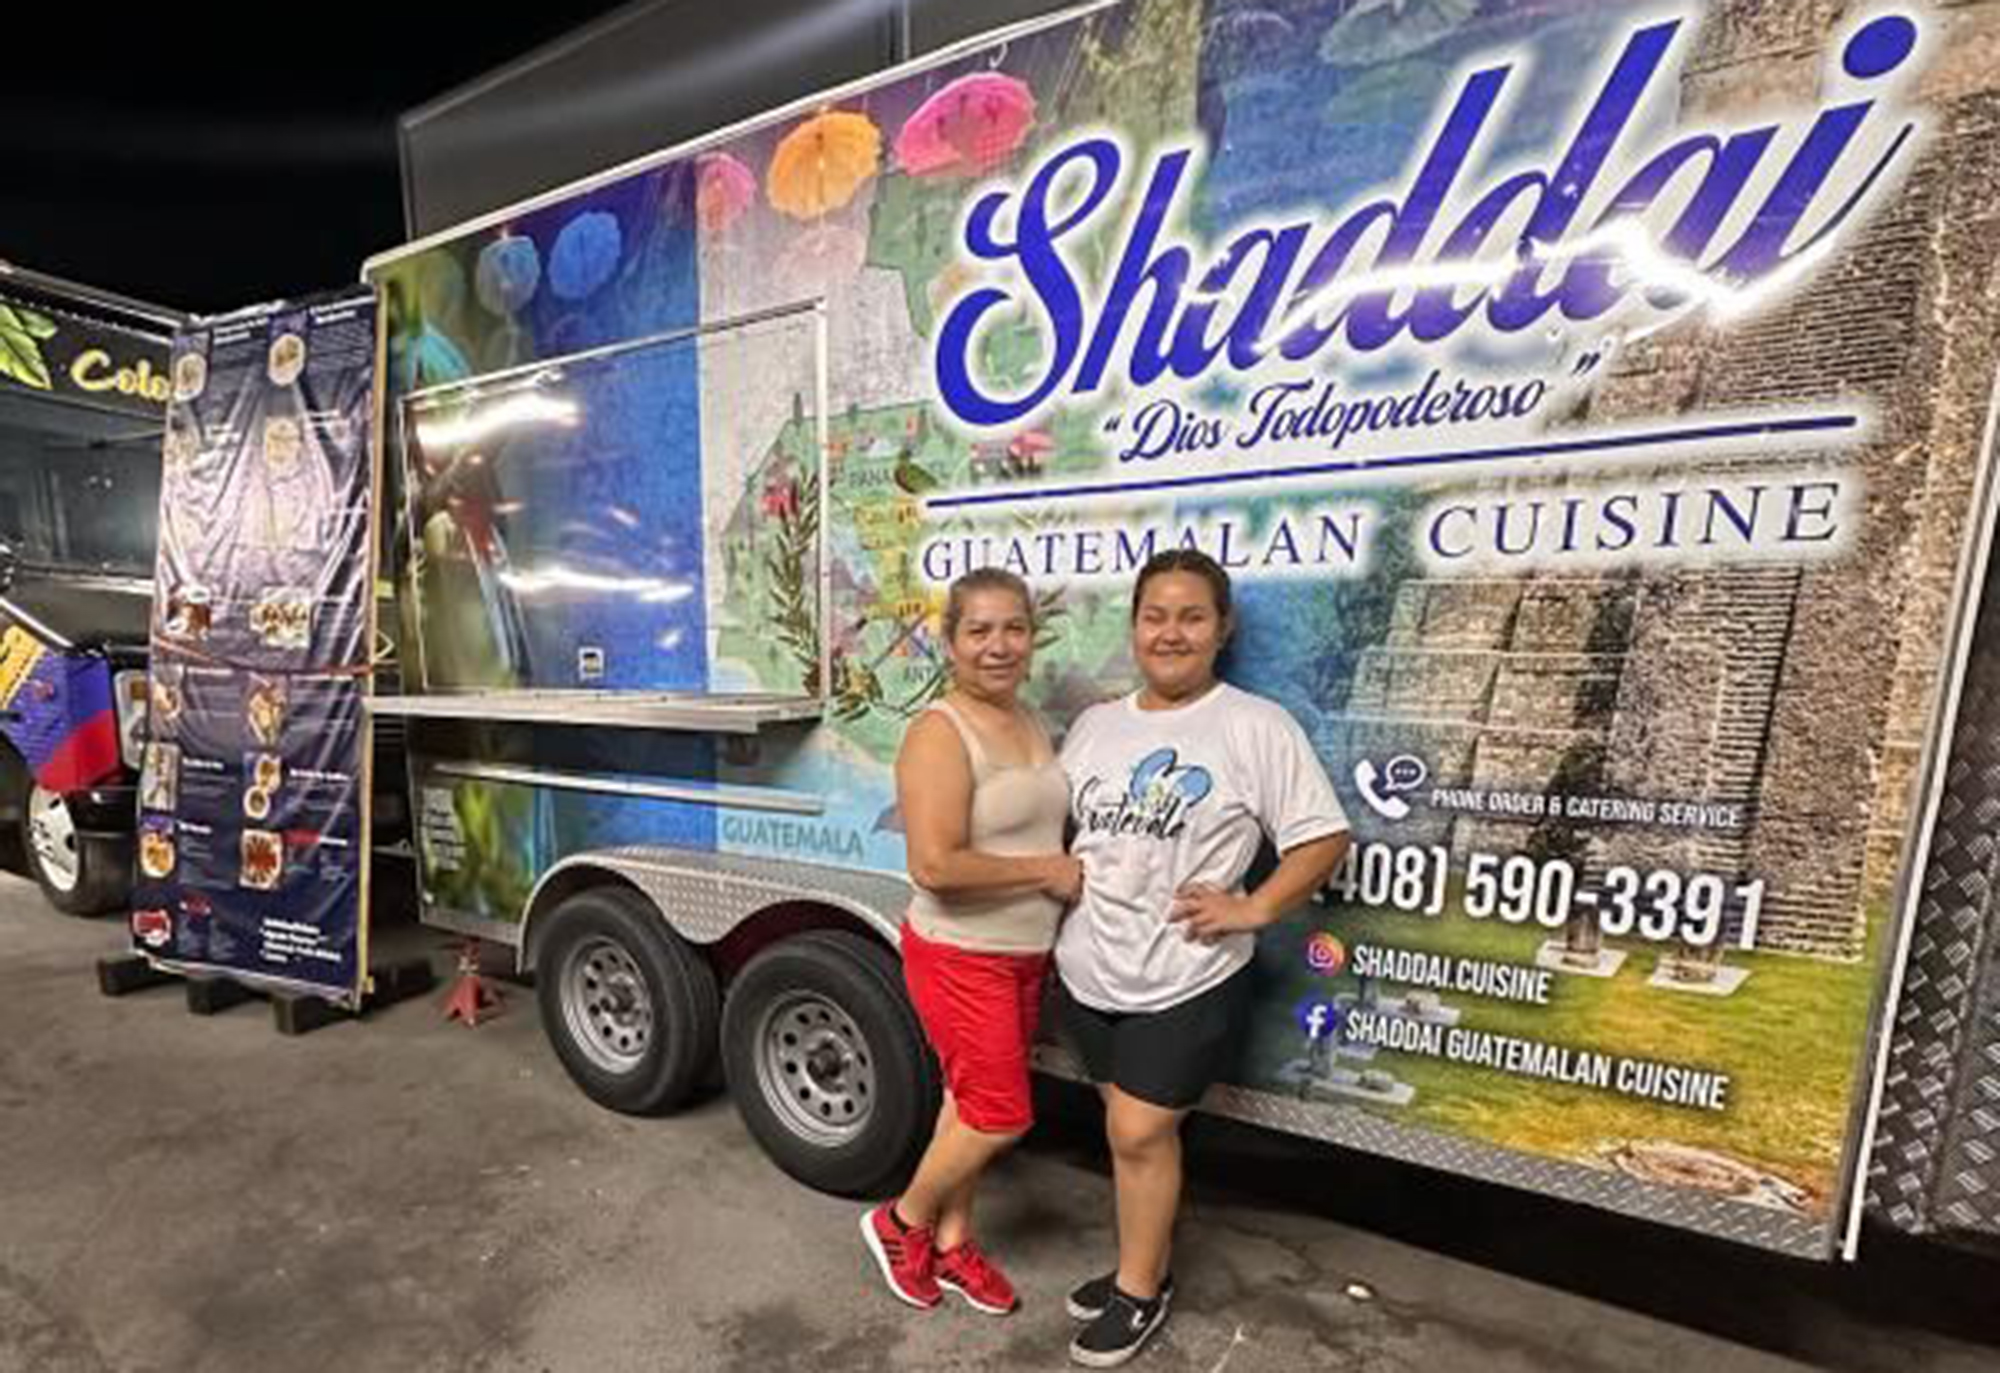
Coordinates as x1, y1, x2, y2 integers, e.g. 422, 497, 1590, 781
1355, 761, 1409, 821
1354, 754, 1426, 822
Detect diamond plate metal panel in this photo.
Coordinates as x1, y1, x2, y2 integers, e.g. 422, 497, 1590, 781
1869, 580, 2000, 1242
1933, 974, 2000, 1233
517, 845, 911, 968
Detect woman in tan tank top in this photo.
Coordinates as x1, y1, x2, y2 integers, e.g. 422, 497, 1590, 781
860, 569, 1080, 1318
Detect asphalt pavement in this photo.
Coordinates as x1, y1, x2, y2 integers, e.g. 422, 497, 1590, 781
1, 875, 1993, 1372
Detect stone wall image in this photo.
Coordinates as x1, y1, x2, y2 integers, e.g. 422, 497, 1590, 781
1332, 0, 2000, 960
1336, 574, 1636, 861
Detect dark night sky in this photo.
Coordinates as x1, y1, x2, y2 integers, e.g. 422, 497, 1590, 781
0, 5, 631, 315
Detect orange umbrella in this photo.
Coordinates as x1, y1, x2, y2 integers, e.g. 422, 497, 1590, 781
768, 110, 882, 220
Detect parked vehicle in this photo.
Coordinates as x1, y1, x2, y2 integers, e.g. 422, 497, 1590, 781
362, 0, 2000, 1258
0, 266, 178, 913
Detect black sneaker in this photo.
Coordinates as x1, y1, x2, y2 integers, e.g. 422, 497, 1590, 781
1066, 1271, 1174, 1321
1069, 1286, 1171, 1368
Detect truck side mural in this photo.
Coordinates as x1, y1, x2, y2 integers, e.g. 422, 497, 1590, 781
367, 0, 2000, 1256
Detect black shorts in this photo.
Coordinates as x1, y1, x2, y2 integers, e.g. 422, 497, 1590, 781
1054, 968, 1254, 1111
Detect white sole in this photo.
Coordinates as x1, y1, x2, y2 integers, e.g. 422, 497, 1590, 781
1067, 1282, 1172, 1323
939, 1277, 1018, 1316
1068, 1289, 1171, 1368
859, 1211, 938, 1311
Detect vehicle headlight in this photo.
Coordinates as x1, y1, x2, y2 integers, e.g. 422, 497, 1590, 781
114, 669, 149, 771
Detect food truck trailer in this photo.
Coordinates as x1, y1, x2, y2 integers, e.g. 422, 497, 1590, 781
140, 0, 2000, 1258
0, 265, 177, 913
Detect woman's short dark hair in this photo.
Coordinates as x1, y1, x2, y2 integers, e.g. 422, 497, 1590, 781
943, 568, 1035, 642
1132, 549, 1232, 624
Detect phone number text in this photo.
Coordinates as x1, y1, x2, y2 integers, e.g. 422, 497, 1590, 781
1327, 843, 1766, 951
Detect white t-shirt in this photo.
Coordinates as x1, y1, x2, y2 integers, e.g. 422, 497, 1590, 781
1056, 683, 1348, 1014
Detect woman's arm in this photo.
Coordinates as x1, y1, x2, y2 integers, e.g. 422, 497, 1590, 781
1167, 832, 1349, 944
897, 712, 1082, 902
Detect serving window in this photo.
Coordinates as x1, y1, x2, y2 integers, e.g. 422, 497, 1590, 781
391, 303, 827, 727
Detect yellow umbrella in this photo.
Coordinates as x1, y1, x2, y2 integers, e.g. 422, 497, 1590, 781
767, 110, 882, 220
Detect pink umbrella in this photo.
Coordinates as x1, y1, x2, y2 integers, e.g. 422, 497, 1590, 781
896, 72, 1037, 178
696, 153, 757, 235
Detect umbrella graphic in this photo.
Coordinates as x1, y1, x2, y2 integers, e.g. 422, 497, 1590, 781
476, 235, 542, 316
697, 152, 758, 234
767, 110, 882, 220
549, 210, 624, 301
895, 72, 1037, 178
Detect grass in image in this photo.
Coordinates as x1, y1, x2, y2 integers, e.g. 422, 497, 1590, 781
1247, 891, 1889, 1211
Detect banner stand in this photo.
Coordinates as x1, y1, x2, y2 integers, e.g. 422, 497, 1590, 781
110, 289, 422, 1027
94, 952, 436, 1035
94, 955, 177, 999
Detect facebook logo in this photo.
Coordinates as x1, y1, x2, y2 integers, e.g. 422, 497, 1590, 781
1295, 996, 1341, 1042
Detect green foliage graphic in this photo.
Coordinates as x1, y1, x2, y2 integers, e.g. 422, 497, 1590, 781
0, 304, 57, 392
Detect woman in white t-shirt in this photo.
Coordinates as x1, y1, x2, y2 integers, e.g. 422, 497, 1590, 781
1055, 549, 1349, 1369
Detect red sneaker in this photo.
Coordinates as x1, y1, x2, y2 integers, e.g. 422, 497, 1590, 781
936, 1238, 1020, 1315
861, 1204, 941, 1309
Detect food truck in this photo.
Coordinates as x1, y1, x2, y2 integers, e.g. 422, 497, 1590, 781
0, 265, 177, 913
350, 0, 2000, 1256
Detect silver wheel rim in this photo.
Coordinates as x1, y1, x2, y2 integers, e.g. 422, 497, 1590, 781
754, 991, 876, 1146
558, 937, 655, 1074
28, 786, 80, 893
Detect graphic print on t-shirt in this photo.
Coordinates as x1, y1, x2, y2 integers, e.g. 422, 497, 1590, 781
1075, 747, 1214, 841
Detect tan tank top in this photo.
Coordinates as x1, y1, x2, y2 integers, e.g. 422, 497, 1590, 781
906, 698, 1068, 954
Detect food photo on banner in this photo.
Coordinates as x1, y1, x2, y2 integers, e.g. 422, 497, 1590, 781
361, 0, 2000, 1252
131, 293, 380, 1001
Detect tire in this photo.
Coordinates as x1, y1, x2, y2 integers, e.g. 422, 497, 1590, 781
535, 885, 721, 1116
722, 929, 939, 1198
22, 782, 128, 917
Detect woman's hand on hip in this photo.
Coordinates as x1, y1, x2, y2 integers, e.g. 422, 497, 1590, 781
1168, 883, 1273, 944
1039, 854, 1085, 904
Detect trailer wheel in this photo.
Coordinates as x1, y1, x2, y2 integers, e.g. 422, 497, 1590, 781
536, 886, 720, 1115
722, 929, 937, 1198
23, 783, 127, 917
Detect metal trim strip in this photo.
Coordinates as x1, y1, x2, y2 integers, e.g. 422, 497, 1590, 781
400, 299, 825, 406
431, 760, 823, 816
366, 691, 823, 733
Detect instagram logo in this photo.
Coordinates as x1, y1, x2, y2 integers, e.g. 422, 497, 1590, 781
1305, 933, 1347, 977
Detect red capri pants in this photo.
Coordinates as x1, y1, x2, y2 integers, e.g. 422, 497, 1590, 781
900, 922, 1049, 1134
